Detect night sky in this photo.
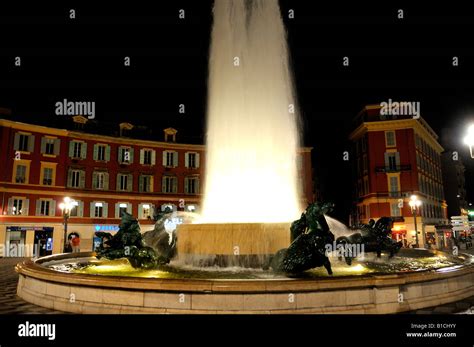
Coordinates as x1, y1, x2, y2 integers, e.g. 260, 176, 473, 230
0, 1, 473, 222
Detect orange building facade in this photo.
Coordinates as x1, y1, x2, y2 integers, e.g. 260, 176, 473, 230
0, 118, 313, 256
349, 105, 449, 249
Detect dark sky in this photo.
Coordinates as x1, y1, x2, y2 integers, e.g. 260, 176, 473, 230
0, 1, 473, 221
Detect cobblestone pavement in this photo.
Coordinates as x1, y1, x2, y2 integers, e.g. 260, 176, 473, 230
0, 257, 61, 314
0, 257, 472, 314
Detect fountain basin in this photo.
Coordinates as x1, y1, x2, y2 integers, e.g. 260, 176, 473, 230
16, 251, 474, 314
177, 223, 291, 267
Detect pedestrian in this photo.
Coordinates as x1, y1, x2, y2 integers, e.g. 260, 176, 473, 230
71, 235, 81, 253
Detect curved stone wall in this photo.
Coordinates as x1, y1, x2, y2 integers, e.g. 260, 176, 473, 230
15, 253, 474, 314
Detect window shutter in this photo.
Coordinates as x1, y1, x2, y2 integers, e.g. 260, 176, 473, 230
27, 135, 35, 152
90, 202, 95, 218
116, 175, 121, 190
129, 148, 134, 163
105, 145, 111, 162
150, 176, 154, 192
81, 142, 87, 159
395, 152, 401, 167
173, 152, 178, 167
162, 151, 167, 166
172, 177, 177, 193
41, 137, 46, 154
67, 169, 72, 187
128, 203, 132, 214
49, 200, 56, 216
384, 153, 389, 168
78, 201, 84, 217
104, 173, 109, 190
92, 172, 98, 189
7, 198, 13, 215
115, 203, 120, 218
103, 203, 108, 218
162, 176, 166, 193
79, 170, 86, 188
69, 141, 75, 157
93, 144, 98, 160
196, 178, 200, 194
13, 133, 20, 150
196, 153, 200, 168
118, 147, 123, 163
184, 177, 189, 194
21, 198, 29, 215
138, 204, 143, 219
127, 174, 133, 191
185, 153, 189, 168
139, 175, 144, 192
151, 150, 156, 165
54, 139, 61, 155
36, 200, 42, 216
140, 149, 144, 164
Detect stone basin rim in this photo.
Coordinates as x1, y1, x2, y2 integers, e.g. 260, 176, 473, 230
15, 251, 474, 294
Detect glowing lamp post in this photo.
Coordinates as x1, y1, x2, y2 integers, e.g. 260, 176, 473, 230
409, 195, 422, 248
59, 197, 75, 253
464, 124, 474, 158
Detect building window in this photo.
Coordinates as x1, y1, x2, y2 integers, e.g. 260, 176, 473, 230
19, 134, 29, 151
162, 176, 177, 193
385, 131, 396, 147
185, 152, 200, 169
140, 204, 153, 219
68, 169, 85, 188
14, 133, 35, 152
91, 202, 107, 218
185, 176, 199, 194
390, 203, 401, 217
36, 199, 55, 216
9, 198, 28, 215
15, 165, 27, 183
93, 171, 109, 190
94, 144, 110, 162
139, 175, 153, 193
388, 176, 399, 197
40, 137, 60, 155
118, 146, 134, 164
116, 203, 130, 218
42, 167, 53, 185
69, 141, 87, 159
117, 174, 132, 191
163, 151, 178, 167
69, 201, 81, 217
140, 149, 155, 165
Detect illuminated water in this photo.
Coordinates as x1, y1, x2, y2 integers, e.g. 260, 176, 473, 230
201, 0, 301, 223
44, 251, 467, 280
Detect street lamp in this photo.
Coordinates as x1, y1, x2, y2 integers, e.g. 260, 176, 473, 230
59, 197, 76, 253
409, 195, 422, 248
463, 124, 474, 158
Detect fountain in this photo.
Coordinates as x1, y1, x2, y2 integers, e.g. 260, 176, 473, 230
15, 0, 474, 314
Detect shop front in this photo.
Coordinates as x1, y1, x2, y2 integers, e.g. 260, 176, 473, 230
4, 226, 54, 257
391, 224, 408, 248
435, 225, 453, 251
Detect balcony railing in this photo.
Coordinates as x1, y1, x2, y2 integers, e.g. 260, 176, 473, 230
375, 164, 412, 173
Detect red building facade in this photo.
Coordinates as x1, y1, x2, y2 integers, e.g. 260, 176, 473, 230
349, 105, 448, 249
0, 117, 313, 256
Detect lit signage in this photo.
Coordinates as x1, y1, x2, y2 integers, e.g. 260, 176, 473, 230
94, 225, 119, 232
